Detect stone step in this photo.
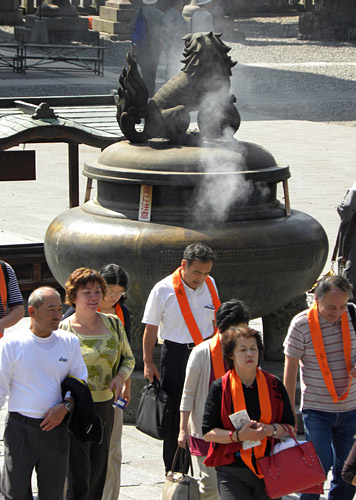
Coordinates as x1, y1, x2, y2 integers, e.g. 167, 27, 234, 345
92, 17, 131, 36
99, 6, 134, 22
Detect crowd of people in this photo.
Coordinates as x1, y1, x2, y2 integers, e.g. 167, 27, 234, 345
1, 235, 356, 500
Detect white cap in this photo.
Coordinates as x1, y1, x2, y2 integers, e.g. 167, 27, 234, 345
197, 0, 212, 5
143, 0, 158, 4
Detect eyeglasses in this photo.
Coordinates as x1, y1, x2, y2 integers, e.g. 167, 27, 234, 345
106, 289, 126, 298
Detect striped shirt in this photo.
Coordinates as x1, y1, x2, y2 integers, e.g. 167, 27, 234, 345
0, 263, 23, 319
284, 308, 356, 412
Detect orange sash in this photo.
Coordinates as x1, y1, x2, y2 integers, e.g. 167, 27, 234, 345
115, 303, 125, 328
0, 265, 7, 337
229, 368, 272, 478
209, 333, 225, 380
172, 267, 221, 346
98, 303, 125, 328
308, 301, 352, 403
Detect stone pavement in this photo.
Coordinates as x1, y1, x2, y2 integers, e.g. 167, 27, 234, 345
1, 13, 356, 499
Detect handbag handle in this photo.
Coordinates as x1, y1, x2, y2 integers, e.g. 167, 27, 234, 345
171, 446, 194, 477
268, 424, 317, 479
145, 376, 161, 397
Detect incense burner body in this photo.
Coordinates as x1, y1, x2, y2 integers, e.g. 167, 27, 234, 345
45, 139, 328, 364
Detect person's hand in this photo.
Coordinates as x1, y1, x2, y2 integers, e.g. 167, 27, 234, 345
351, 364, 356, 378
40, 404, 67, 432
144, 361, 160, 382
110, 374, 124, 401
238, 421, 269, 442
178, 428, 190, 449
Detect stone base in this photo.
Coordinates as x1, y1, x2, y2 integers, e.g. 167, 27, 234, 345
0, 10, 23, 26
15, 14, 100, 43
92, 16, 131, 36
299, 12, 356, 41
99, 5, 133, 21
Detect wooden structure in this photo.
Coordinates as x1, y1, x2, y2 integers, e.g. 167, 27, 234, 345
0, 42, 105, 75
0, 95, 121, 207
0, 243, 62, 298
22, 43, 106, 75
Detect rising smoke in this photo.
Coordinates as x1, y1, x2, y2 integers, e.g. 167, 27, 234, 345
192, 88, 270, 226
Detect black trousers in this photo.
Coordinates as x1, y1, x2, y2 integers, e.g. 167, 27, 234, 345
216, 465, 280, 500
66, 399, 114, 500
1, 412, 69, 500
160, 340, 193, 473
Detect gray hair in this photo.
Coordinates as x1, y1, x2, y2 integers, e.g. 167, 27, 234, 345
28, 287, 60, 309
315, 275, 352, 300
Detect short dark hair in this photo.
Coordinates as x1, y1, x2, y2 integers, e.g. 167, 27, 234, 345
315, 275, 352, 300
222, 325, 264, 370
65, 268, 106, 306
216, 299, 250, 332
99, 264, 129, 290
183, 243, 216, 266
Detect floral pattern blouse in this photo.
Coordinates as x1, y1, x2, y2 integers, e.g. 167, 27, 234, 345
60, 312, 135, 402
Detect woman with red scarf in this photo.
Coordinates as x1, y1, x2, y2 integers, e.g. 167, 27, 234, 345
202, 326, 294, 500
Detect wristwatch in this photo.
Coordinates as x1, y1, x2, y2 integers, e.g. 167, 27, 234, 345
61, 399, 73, 414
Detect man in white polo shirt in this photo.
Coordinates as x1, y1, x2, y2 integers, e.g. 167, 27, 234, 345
284, 275, 356, 500
142, 242, 220, 473
0, 286, 87, 500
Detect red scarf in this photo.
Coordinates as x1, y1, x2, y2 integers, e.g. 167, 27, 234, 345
308, 301, 352, 403
172, 267, 220, 345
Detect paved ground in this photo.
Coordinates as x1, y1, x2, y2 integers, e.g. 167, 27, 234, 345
1, 9, 356, 499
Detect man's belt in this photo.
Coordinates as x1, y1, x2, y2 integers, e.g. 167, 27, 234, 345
164, 339, 195, 349
8, 411, 43, 427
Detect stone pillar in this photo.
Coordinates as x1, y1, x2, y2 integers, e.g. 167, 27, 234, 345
0, 0, 23, 25
92, 0, 137, 40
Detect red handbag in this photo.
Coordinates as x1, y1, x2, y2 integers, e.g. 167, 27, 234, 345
257, 425, 326, 499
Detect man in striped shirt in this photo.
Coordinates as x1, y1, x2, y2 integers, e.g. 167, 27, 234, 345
0, 260, 24, 335
284, 275, 356, 500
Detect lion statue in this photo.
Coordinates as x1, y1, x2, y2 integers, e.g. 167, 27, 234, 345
116, 32, 241, 143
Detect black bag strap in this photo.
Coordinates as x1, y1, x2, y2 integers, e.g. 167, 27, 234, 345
343, 215, 356, 260
171, 446, 194, 477
332, 227, 341, 263
348, 303, 356, 332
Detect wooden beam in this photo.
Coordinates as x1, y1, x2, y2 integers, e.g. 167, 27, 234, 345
68, 142, 79, 208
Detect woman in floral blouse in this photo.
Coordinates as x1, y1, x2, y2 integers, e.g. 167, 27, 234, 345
60, 267, 135, 500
